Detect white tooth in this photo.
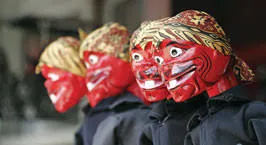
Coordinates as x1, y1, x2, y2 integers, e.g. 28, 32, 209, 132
145, 80, 155, 89
86, 82, 95, 91
168, 79, 178, 89
48, 73, 59, 82
171, 65, 183, 75
50, 94, 58, 103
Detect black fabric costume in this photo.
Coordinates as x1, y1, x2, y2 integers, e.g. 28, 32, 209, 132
185, 86, 266, 145
138, 94, 207, 145
92, 102, 150, 145
75, 92, 148, 145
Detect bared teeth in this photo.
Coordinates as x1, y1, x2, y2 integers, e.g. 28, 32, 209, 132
49, 94, 58, 103
171, 66, 183, 76
168, 79, 178, 90
171, 61, 193, 76
86, 82, 95, 91
145, 80, 155, 89
167, 71, 195, 90
136, 79, 164, 89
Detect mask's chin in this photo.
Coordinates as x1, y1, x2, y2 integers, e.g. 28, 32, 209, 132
135, 76, 168, 102
87, 86, 107, 107
143, 88, 169, 102
164, 63, 198, 102
169, 83, 196, 102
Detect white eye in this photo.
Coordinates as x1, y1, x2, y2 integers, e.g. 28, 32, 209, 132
154, 56, 164, 64
132, 53, 143, 62
89, 55, 98, 64
48, 73, 59, 82
170, 47, 183, 57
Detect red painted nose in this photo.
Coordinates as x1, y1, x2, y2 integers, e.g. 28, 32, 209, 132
160, 63, 173, 80
138, 65, 161, 80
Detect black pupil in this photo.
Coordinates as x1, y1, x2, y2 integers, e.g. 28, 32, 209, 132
171, 49, 178, 55
156, 58, 160, 63
134, 55, 139, 60
90, 58, 94, 63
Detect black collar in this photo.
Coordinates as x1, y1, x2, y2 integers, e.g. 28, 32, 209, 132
206, 85, 251, 115
82, 92, 144, 115
208, 85, 250, 103
187, 85, 251, 131
148, 93, 208, 122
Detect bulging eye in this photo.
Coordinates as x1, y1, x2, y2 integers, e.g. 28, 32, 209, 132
48, 73, 59, 82
154, 56, 164, 64
170, 47, 182, 57
88, 55, 98, 64
132, 53, 143, 62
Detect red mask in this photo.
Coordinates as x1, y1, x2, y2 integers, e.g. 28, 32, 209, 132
130, 42, 170, 102
130, 10, 254, 103
83, 51, 135, 107
40, 64, 87, 112
154, 39, 232, 102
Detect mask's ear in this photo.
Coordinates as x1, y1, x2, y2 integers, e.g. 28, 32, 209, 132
78, 28, 88, 42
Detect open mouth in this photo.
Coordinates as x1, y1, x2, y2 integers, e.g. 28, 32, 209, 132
86, 66, 111, 91
166, 65, 196, 90
136, 78, 165, 90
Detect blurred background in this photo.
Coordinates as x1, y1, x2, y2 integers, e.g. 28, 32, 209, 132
0, 0, 266, 144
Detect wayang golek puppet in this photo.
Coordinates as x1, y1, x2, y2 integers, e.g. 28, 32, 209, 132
131, 11, 254, 103
132, 10, 266, 145
129, 11, 209, 145
76, 22, 148, 145
152, 11, 254, 102
79, 23, 144, 107
130, 41, 170, 102
36, 37, 87, 113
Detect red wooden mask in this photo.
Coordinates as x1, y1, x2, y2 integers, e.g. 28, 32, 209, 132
80, 23, 145, 107
154, 39, 231, 102
36, 37, 87, 112
130, 10, 254, 103
83, 51, 135, 107
130, 42, 170, 102
41, 65, 87, 112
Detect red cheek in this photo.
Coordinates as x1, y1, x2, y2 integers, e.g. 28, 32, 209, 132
44, 80, 53, 92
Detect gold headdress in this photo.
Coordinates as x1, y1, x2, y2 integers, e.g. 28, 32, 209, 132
36, 37, 86, 76
80, 22, 130, 61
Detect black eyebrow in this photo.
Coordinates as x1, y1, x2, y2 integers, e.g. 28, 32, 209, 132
166, 41, 178, 46
167, 41, 191, 47
131, 45, 142, 50
157, 41, 180, 48
157, 40, 191, 50
156, 41, 177, 48
132, 47, 138, 50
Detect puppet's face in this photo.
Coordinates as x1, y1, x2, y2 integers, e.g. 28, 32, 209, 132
41, 65, 86, 112
130, 43, 169, 102
83, 51, 134, 107
155, 39, 230, 102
